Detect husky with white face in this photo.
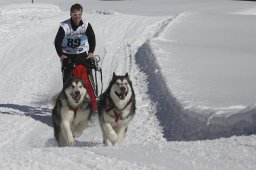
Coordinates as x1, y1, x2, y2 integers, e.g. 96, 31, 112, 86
52, 78, 93, 147
98, 73, 136, 146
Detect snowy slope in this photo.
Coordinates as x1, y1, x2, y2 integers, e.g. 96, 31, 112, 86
0, 1, 256, 170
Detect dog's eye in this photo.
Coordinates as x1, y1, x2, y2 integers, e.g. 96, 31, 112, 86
71, 85, 75, 88
79, 86, 82, 88
116, 82, 120, 85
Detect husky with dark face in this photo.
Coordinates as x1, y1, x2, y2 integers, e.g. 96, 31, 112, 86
98, 73, 136, 146
52, 78, 93, 147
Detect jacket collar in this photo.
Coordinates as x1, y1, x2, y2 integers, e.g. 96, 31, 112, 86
70, 18, 83, 31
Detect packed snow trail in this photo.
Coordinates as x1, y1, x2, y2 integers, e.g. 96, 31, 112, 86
0, 4, 167, 169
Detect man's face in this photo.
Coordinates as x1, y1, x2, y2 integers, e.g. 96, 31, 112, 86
71, 9, 82, 25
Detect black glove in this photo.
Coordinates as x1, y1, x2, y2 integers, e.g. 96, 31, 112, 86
85, 57, 97, 69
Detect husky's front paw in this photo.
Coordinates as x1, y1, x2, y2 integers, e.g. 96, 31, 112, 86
104, 139, 114, 147
67, 138, 76, 146
73, 131, 82, 138
106, 123, 118, 142
109, 130, 118, 142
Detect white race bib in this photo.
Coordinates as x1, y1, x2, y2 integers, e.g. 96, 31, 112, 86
60, 19, 89, 54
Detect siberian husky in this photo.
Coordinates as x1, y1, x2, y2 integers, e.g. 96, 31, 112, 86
98, 73, 136, 146
52, 78, 93, 147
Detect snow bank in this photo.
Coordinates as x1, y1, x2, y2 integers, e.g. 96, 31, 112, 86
135, 41, 256, 141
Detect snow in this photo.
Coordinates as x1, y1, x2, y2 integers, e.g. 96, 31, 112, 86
0, 0, 256, 169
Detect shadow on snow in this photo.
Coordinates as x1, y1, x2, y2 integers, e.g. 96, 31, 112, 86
0, 103, 52, 127
0, 104, 101, 147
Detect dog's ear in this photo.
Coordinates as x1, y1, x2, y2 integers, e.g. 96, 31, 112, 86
113, 72, 116, 78
125, 72, 129, 77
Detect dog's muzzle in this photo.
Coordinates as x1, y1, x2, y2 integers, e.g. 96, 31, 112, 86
71, 91, 81, 103
115, 87, 128, 100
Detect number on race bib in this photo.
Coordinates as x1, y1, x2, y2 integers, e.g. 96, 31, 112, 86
67, 38, 81, 48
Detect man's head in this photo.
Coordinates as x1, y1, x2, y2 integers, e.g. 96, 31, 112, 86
70, 3, 83, 25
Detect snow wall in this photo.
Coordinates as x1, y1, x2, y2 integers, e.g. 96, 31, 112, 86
135, 42, 256, 141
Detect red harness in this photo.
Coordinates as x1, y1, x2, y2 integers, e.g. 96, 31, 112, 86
71, 102, 89, 118
72, 108, 78, 114
106, 106, 122, 123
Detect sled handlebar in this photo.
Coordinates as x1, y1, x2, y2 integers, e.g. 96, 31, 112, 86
87, 55, 101, 71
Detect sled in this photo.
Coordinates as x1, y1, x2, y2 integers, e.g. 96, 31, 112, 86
84, 55, 103, 99
62, 55, 103, 99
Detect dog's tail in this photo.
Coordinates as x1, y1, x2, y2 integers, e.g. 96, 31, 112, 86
51, 92, 60, 106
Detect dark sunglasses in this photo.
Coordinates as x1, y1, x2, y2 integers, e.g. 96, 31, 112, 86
71, 13, 82, 17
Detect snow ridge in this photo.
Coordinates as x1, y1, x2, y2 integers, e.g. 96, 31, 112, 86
135, 30, 256, 141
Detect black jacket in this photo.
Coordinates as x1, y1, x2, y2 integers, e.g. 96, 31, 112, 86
54, 19, 96, 57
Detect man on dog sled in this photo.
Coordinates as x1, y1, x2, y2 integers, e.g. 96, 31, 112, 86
54, 3, 98, 113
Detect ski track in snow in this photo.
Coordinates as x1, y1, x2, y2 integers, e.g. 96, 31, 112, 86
1, 3, 256, 170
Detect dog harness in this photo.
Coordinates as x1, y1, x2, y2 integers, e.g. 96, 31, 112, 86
105, 106, 122, 123
70, 101, 90, 118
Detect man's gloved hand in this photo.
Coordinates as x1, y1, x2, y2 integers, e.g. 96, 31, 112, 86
86, 53, 96, 68
87, 52, 94, 59
60, 55, 68, 61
